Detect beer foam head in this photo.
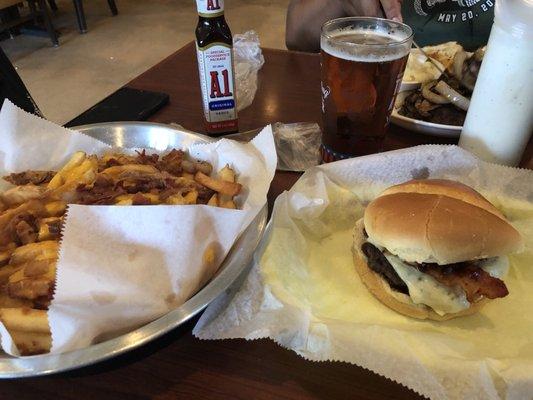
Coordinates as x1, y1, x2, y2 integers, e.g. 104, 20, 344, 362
321, 28, 411, 63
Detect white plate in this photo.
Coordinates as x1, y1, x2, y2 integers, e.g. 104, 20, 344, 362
390, 110, 462, 138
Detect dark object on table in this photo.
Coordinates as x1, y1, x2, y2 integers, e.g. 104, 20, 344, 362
0, 0, 58, 46
65, 87, 169, 127
72, 0, 118, 34
0, 45, 42, 115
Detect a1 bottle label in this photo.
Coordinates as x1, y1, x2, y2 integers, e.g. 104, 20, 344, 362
196, 0, 225, 17
196, 42, 238, 132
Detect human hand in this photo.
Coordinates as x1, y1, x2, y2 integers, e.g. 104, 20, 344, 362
341, 0, 403, 21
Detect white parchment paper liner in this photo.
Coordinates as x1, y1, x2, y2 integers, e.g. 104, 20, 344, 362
0, 100, 277, 355
194, 145, 533, 400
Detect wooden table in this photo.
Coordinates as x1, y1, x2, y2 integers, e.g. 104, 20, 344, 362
2, 42, 531, 399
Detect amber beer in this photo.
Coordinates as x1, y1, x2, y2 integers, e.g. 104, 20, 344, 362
320, 18, 413, 162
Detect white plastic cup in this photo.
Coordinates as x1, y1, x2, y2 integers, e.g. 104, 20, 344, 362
459, 0, 533, 166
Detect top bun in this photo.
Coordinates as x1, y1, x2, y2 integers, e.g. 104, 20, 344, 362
364, 180, 523, 264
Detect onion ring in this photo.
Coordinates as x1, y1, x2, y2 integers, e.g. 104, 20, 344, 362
421, 82, 450, 104
434, 81, 471, 111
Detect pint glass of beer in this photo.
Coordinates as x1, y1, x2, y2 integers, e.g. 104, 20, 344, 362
320, 18, 413, 162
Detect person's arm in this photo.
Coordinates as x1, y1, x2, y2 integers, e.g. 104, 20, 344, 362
286, 0, 403, 52
286, 0, 345, 52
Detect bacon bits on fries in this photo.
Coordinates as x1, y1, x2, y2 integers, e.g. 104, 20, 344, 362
0, 149, 242, 355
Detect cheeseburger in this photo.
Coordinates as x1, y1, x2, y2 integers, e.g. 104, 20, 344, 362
352, 179, 523, 320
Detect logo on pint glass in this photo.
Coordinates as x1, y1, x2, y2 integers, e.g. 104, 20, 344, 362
321, 82, 330, 113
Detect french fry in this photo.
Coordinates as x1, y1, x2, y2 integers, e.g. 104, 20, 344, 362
0, 200, 44, 230
0, 200, 45, 246
7, 278, 52, 300
7, 259, 55, 300
9, 330, 51, 355
9, 241, 58, 265
47, 152, 86, 189
219, 200, 236, 209
0, 245, 15, 267
0, 185, 45, 207
183, 190, 198, 205
194, 171, 242, 197
0, 308, 49, 333
48, 156, 98, 198
115, 193, 160, 205
165, 190, 198, 205
23, 258, 54, 278
202, 244, 216, 268
180, 160, 213, 175
143, 193, 160, 204
218, 165, 238, 209
181, 160, 195, 174
170, 176, 196, 187
218, 165, 236, 183
207, 194, 218, 206
0, 292, 32, 308
165, 194, 186, 205
37, 217, 62, 241
100, 153, 136, 167
44, 200, 67, 217
0, 264, 23, 284
114, 194, 134, 205
63, 156, 97, 185
195, 161, 213, 175
102, 164, 159, 177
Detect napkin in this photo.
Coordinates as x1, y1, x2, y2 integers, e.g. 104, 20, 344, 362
0, 100, 277, 355
194, 145, 533, 400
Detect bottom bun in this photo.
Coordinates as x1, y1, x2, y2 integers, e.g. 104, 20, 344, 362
352, 219, 487, 321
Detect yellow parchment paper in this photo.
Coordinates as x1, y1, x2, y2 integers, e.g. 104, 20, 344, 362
195, 145, 533, 400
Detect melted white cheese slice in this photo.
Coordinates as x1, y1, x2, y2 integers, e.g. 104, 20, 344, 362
479, 257, 509, 278
383, 253, 470, 315
381, 253, 509, 316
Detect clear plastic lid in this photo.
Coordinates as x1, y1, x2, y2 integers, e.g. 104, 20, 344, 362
495, 0, 533, 38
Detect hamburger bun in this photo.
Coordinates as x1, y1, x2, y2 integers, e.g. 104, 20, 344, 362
381, 179, 505, 220
364, 180, 523, 264
352, 219, 488, 321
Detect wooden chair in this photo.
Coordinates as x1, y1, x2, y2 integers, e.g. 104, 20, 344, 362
0, 0, 58, 46
72, 0, 118, 33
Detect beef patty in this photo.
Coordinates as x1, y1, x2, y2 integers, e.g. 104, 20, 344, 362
361, 242, 409, 294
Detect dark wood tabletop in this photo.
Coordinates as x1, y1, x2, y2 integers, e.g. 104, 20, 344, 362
2, 42, 531, 399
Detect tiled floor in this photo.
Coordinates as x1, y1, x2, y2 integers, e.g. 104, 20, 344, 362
1, 0, 289, 124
